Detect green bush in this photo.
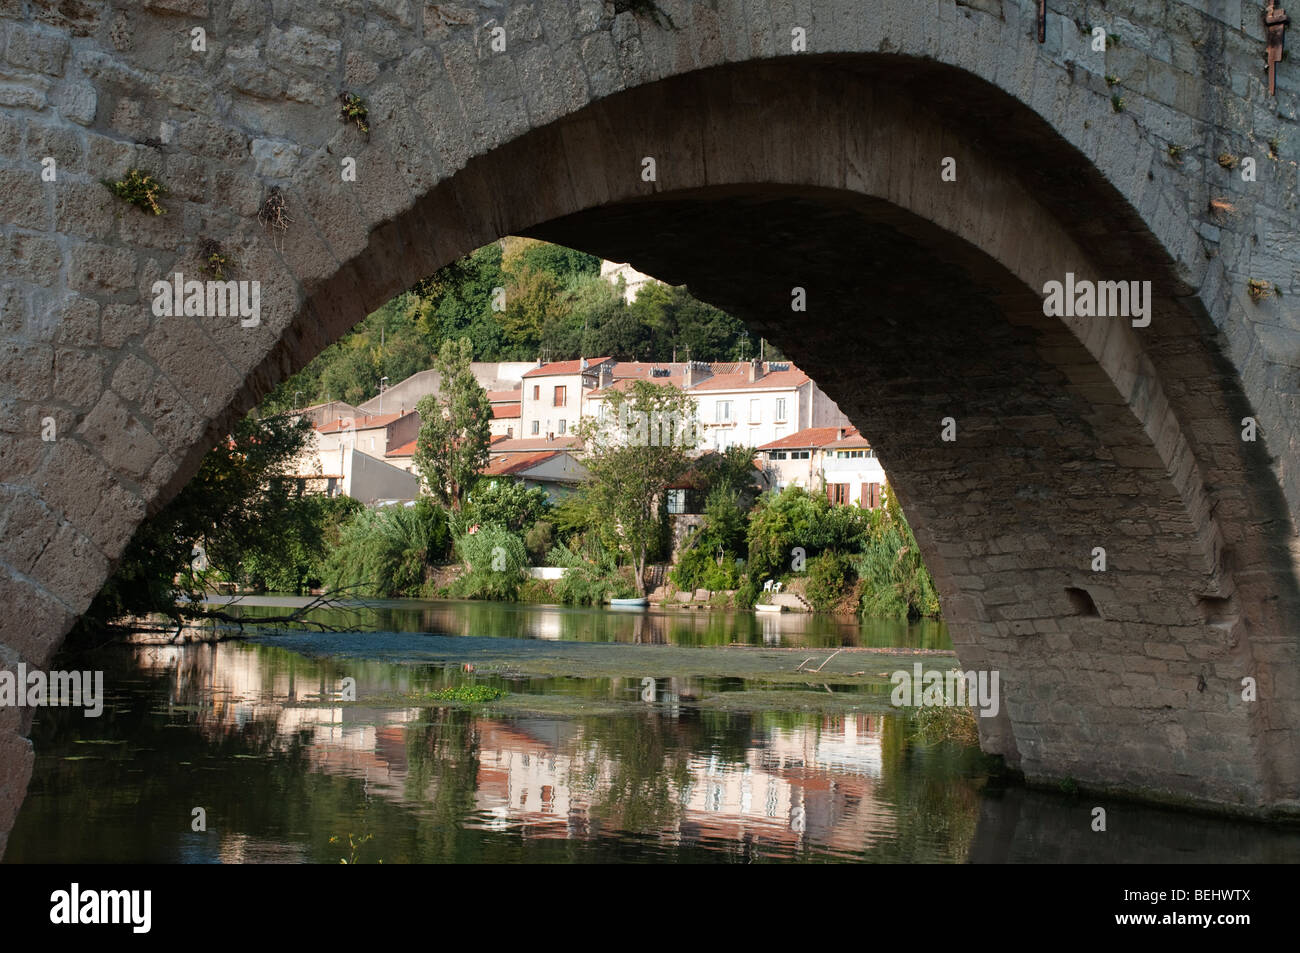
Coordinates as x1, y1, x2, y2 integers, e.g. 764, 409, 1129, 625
855, 495, 940, 620
524, 519, 554, 565
449, 523, 528, 600
548, 544, 636, 605
323, 500, 449, 597
518, 577, 559, 603
465, 479, 551, 533
804, 551, 854, 611
239, 493, 361, 593
734, 576, 759, 609
745, 485, 870, 583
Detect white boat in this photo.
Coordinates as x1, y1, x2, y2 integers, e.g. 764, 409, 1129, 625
609, 596, 649, 608
755, 603, 786, 613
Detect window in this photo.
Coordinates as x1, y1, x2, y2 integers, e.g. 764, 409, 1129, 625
791, 450, 810, 460
749, 398, 760, 423
749, 428, 759, 445
507, 427, 514, 438
716, 400, 732, 423
775, 398, 787, 421
836, 449, 865, 459
533, 385, 540, 400
558, 419, 566, 435
598, 402, 607, 421
554, 385, 566, 406
667, 489, 687, 514
769, 451, 788, 460
828, 483, 849, 505
862, 483, 882, 509
531, 420, 540, 435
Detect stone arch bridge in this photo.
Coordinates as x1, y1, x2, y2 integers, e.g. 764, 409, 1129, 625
2, 0, 1300, 852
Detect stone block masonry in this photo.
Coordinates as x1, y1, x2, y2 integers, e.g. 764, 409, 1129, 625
1, 0, 1299, 854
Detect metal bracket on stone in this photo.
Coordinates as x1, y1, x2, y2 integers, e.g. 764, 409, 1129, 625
1038, 0, 1046, 43
1266, 0, 1289, 96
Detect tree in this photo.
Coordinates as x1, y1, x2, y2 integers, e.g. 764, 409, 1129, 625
464, 479, 551, 533
414, 338, 492, 510
77, 413, 322, 632
500, 265, 567, 357
577, 380, 699, 594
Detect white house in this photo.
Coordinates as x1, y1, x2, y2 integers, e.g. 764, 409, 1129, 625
600, 259, 661, 302
585, 359, 851, 453
757, 426, 888, 508
520, 356, 615, 440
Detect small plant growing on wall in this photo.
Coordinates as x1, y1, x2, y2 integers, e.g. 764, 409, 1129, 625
1217, 153, 1239, 169
1167, 143, 1185, 162
198, 238, 232, 280
1268, 137, 1281, 160
258, 186, 290, 231
1110, 93, 1125, 112
610, 0, 677, 28
103, 168, 167, 215
1247, 279, 1274, 302
339, 92, 370, 135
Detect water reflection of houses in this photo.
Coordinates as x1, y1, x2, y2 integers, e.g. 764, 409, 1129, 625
133, 643, 423, 802
137, 644, 897, 856
468, 713, 893, 857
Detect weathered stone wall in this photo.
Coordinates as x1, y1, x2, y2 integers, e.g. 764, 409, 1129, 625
1, 0, 1299, 853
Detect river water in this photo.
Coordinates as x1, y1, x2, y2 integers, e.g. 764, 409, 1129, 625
7, 599, 1298, 863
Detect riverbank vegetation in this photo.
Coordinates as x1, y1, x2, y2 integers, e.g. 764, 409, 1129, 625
672, 485, 941, 620
78, 239, 936, 633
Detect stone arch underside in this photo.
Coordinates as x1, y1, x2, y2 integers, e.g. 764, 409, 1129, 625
3, 8, 1300, 853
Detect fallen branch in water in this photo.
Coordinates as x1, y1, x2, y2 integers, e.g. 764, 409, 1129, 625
811, 648, 844, 673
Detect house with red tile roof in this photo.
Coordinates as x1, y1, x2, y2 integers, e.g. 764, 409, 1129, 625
520, 356, 614, 441
756, 426, 887, 508
287, 409, 422, 502
584, 359, 851, 454
385, 441, 588, 500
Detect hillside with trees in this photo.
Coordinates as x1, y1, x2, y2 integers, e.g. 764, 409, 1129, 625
258, 238, 777, 414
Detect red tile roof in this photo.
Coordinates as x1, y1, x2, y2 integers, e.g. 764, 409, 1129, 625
315, 411, 411, 434
522, 357, 613, 378
491, 404, 521, 419
587, 377, 681, 398
826, 431, 872, 450
485, 389, 522, 402
488, 436, 582, 453
757, 426, 858, 451
608, 362, 690, 381
687, 366, 810, 391
481, 451, 562, 476
386, 439, 417, 457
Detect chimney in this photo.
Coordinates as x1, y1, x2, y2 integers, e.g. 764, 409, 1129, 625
748, 357, 764, 383
580, 355, 588, 371
683, 361, 695, 387
838, 427, 846, 440
598, 363, 613, 388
